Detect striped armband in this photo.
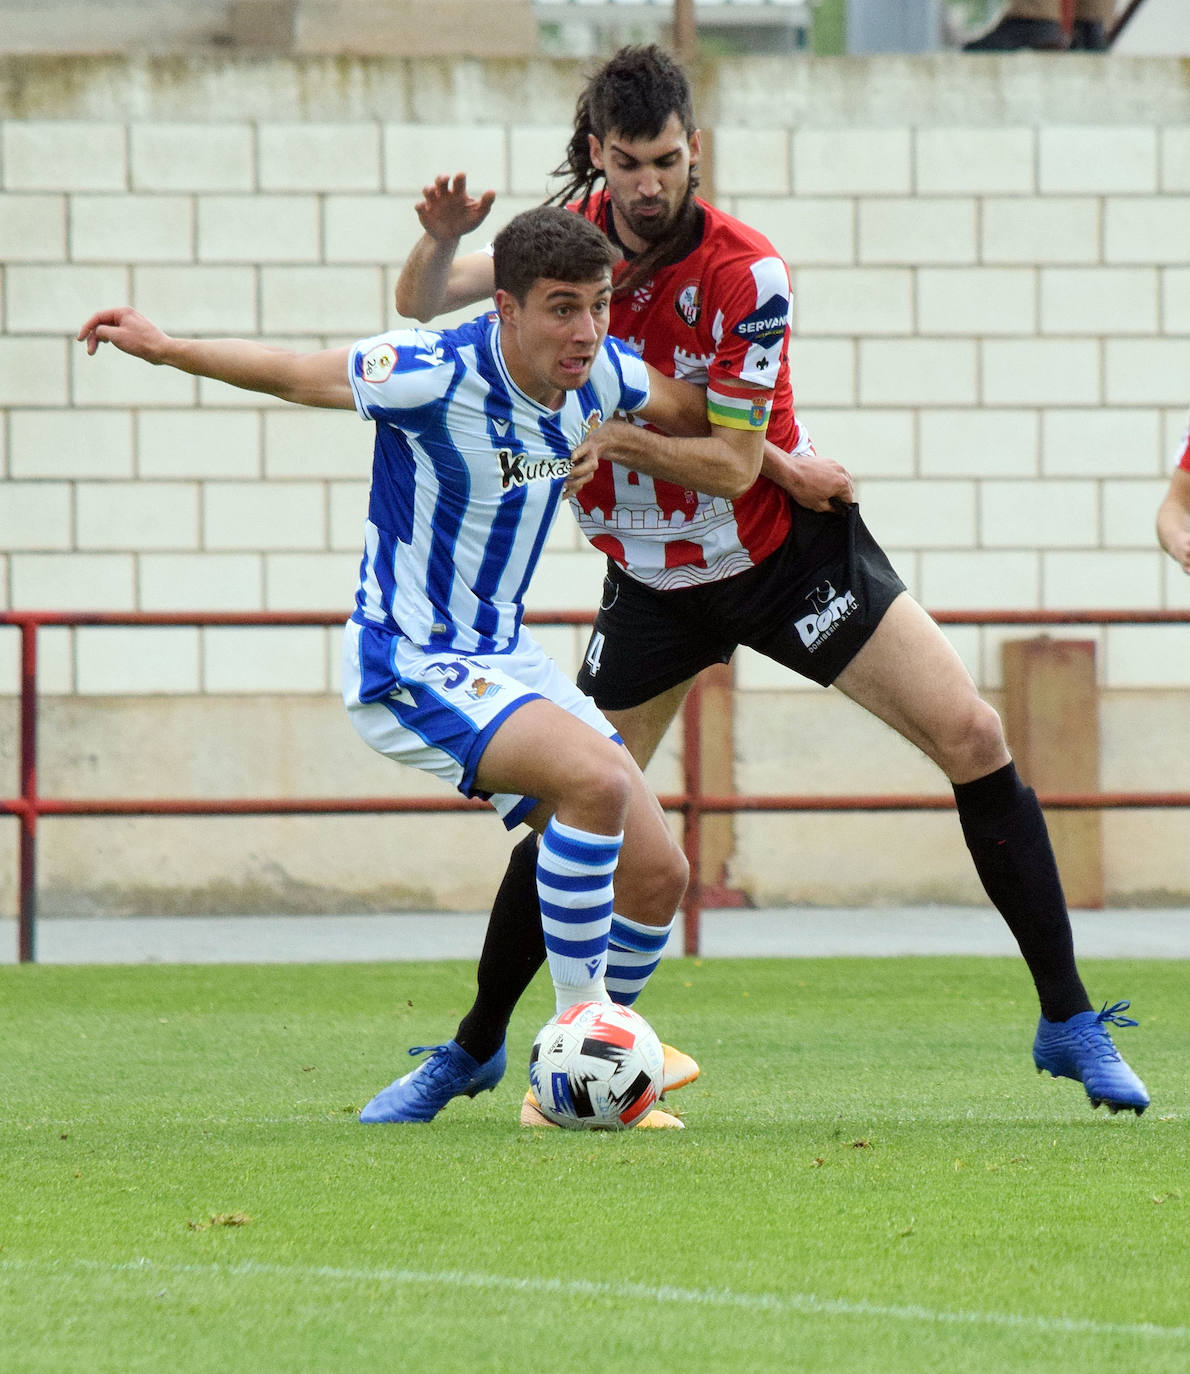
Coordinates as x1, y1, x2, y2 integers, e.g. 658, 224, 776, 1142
707, 383, 773, 432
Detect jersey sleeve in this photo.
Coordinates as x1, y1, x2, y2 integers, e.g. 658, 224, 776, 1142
594, 333, 651, 416
705, 254, 791, 433
348, 328, 452, 421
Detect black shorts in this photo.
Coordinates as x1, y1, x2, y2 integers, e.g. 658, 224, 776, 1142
575, 501, 906, 711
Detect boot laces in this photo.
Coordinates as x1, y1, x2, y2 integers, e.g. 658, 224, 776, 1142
1081, 1001, 1138, 1063
405, 1043, 459, 1087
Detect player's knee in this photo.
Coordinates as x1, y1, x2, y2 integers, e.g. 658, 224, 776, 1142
632, 837, 689, 921
566, 749, 636, 831
941, 695, 1009, 779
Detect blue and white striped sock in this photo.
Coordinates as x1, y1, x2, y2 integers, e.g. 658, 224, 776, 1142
537, 817, 622, 1013
606, 913, 673, 1006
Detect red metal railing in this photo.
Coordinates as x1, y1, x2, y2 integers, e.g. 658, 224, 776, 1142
5, 608, 1190, 963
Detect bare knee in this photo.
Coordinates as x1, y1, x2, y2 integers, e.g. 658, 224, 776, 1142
554, 747, 635, 836
940, 694, 1010, 784
616, 835, 689, 925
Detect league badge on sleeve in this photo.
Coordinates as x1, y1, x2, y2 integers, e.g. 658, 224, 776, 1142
361, 342, 397, 384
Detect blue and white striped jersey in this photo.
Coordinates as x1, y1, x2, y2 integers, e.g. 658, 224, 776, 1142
347, 312, 650, 656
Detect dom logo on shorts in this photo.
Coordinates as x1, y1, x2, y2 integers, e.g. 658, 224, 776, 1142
796, 580, 857, 651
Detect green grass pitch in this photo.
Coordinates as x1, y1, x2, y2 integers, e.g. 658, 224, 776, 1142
1, 955, 1187, 1373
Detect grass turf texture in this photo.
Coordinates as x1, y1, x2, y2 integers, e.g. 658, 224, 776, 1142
1, 956, 1186, 1373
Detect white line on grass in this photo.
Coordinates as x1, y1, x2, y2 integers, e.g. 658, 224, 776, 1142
2, 1257, 1188, 1343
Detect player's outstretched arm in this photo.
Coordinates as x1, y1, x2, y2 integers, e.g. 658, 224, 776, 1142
1157, 466, 1190, 573
77, 307, 355, 410
394, 172, 498, 322
762, 441, 854, 512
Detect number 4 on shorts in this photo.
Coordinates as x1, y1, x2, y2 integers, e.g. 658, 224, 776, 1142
584, 630, 605, 677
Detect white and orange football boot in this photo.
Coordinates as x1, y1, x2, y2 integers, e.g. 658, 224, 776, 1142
660, 1043, 699, 1094
519, 1088, 684, 1129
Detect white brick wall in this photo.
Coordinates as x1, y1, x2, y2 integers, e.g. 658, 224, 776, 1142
10, 410, 134, 478
0, 194, 67, 260
2, 122, 126, 190
129, 123, 255, 192
981, 196, 1100, 265
793, 128, 911, 195
2, 52, 1189, 710
257, 123, 382, 192
70, 195, 194, 262
1038, 127, 1158, 195
132, 267, 259, 335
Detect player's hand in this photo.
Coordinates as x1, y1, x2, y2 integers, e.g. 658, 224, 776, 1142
563, 443, 601, 498
798, 453, 854, 511
76, 306, 170, 363
570, 418, 639, 472
767, 445, 854, 511
415, 173, 496, 243
1171, 533, 1190, 574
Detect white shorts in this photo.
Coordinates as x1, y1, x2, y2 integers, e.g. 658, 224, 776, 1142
342, 619, 619, 829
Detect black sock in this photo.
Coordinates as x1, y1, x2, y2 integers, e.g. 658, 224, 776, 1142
454, 831, 546, 1063
953, 761, 1092, 1023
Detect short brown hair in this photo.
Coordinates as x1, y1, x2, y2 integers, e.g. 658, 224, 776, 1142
492, 205, 617, 303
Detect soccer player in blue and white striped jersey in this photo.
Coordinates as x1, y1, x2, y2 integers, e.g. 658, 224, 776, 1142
79, 205, 770, 1128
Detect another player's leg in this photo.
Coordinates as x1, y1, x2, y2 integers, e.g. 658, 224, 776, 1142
596, 683, 703, 1092
833, 592, 1148, 1113
454, 830, 545, 1063
360, 836, 541, 1125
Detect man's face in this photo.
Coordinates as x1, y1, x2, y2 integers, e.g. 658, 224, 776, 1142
588, 113, 700, 255
495, 274, 612, 408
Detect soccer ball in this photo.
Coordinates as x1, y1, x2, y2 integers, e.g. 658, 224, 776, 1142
528, 1000, 665, 1130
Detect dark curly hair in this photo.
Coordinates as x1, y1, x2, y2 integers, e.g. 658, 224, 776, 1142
548, 45, 699, 295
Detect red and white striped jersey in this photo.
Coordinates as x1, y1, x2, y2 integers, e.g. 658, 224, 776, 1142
571, 193, 803, 590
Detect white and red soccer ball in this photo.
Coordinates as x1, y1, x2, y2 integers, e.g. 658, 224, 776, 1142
528, 1001, 665, 1130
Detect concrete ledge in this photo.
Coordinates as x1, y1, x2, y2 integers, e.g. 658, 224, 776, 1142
4, 53, 1190, 123
5, 907, 1190, 965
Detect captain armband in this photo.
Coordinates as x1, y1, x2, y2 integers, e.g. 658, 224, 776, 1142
706, 385, 772, 432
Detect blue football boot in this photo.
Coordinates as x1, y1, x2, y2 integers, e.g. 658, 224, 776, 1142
359, 1039, 506, 1123
1033, 1001, 1149, 1115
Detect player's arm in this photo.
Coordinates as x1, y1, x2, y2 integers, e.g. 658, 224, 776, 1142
393, 172, 498, 321
77, 307, 355, 409
574, 369, 764, 499
762, 441, 854, 511
1157, 465, 1190, 573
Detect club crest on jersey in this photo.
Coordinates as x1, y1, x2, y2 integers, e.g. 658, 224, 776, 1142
674, 281, 702, 327
465, 676, 501, 702
497, 447, 572, 489
733, 293, 790, 347
360, 343, 396, 383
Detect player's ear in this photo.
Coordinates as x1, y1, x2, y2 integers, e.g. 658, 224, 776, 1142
588, 132, 605, 171
688, 128, 702, 166
494, 288, 519, 328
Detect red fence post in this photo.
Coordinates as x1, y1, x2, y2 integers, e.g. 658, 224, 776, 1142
18, 619, 38, 963
681, 675, 703, 956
